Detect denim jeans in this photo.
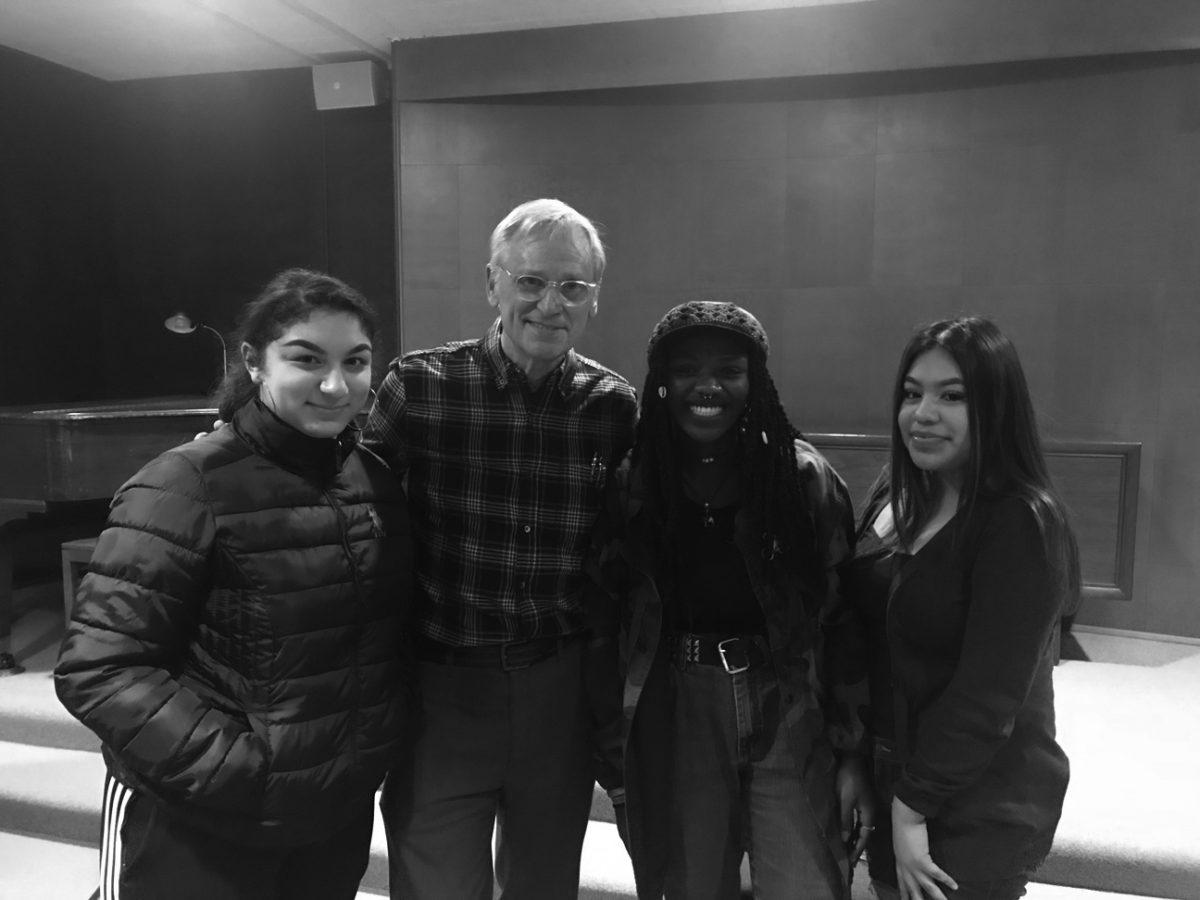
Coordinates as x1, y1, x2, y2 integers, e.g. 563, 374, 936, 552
663, 654, 843, 899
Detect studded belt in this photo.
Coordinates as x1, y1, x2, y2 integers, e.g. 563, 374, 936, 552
669, 632, 769, 674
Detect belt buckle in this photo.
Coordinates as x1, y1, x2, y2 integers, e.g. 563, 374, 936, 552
717, 637, 750, 675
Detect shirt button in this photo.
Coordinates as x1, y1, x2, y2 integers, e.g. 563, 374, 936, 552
523, 525, 532, 534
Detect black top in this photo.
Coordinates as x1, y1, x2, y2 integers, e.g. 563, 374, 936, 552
670, 497, 763, 634
848, 490, 1070, 881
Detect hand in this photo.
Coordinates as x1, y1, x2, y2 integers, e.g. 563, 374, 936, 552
836, 753, 876, 866
892, 797, 957, 900
194, 418, 225, 440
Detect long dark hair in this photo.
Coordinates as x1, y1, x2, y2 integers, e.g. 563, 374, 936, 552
635, 332, 818, 576
888, 316, 1080, 603
213, 268, 378, 421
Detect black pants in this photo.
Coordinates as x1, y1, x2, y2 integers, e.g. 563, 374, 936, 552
100, 773, 373, 900
380, 640, 594, 900
865, 746, 1031, 900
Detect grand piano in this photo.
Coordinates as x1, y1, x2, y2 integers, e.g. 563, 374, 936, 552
0, 397, 217, 672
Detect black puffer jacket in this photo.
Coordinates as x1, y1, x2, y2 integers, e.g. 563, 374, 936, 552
55, 398, 414, 847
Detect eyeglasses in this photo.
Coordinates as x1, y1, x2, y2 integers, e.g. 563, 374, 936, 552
494, 265, 598, 307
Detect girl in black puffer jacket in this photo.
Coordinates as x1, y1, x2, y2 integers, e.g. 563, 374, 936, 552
56, 269, 414, 900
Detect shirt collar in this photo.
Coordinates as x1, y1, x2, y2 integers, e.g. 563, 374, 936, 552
483, 317, 578, 398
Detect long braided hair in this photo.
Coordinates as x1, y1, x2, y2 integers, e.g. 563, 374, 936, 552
633, 332, 821, 585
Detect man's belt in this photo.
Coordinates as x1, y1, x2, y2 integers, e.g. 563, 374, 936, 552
416, 633, 581, 671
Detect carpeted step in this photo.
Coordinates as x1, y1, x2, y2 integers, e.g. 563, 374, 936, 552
0, 738, 1179, 900
0, 828, 392, 900
0, 830, 102, 900
0, 741, 104, 846
0, 662, 100, 752
0, 737, 639, 898
5, 588, 1198, 900
0, 582, 101, 752
1040, 643, 1200, 899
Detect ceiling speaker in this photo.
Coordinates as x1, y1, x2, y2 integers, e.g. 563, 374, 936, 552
312, 60, 389, 110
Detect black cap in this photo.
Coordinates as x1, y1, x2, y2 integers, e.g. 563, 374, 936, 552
647, 301, 769, 362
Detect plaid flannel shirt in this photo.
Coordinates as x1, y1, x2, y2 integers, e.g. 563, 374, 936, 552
363, 319, 637, 647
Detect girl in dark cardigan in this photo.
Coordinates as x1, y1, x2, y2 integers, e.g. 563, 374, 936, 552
845, 316, 1079, 900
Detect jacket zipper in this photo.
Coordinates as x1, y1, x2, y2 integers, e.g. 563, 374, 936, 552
326, 487, 363, 766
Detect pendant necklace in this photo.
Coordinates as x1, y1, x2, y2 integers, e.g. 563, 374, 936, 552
685, 465, 739, 528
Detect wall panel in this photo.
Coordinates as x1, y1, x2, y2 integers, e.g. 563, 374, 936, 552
0, 46, 113, 404
105, 68, 395, 396
395, 53, 1200, 638
786, 155, 876, 288
0, 53, 396, 405
962, 145, 1064, 286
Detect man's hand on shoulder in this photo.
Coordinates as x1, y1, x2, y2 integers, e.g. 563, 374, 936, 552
194, 419, 226, 440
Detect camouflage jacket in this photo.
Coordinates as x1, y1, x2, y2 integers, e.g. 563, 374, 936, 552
584, 439, 869, 897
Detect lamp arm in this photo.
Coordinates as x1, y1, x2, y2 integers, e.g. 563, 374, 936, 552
199, 324, 228, 375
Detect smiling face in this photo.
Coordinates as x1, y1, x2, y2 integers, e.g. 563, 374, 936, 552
486, 224, 599, 386
246, 310, 373, 439
898, 346, 971, 485
665, 329, 751, 448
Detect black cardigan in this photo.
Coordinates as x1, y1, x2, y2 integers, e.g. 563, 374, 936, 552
873, 493, 1069, 880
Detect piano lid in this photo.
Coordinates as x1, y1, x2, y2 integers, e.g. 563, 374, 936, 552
0, 396, 217, 422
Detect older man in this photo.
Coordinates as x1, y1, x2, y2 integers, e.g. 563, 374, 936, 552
367, 199, 637, 899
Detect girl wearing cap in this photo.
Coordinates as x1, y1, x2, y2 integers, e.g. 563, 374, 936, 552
844, 317, 1078, 900
586, 301, 873, 898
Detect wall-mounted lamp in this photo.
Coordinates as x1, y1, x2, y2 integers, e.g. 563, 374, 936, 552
164, 313, 228, 384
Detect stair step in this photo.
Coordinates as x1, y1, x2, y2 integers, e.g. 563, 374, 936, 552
0, 744, 1178, 900
0, 742, 104, 845
0, 829, 390, 900
0, 830, 100, 900
0, 663, 100, 752
6, 583, 1197, 900
0, 739, 638, 897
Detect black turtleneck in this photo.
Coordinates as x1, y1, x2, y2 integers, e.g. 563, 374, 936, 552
230, 398, 357, 485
